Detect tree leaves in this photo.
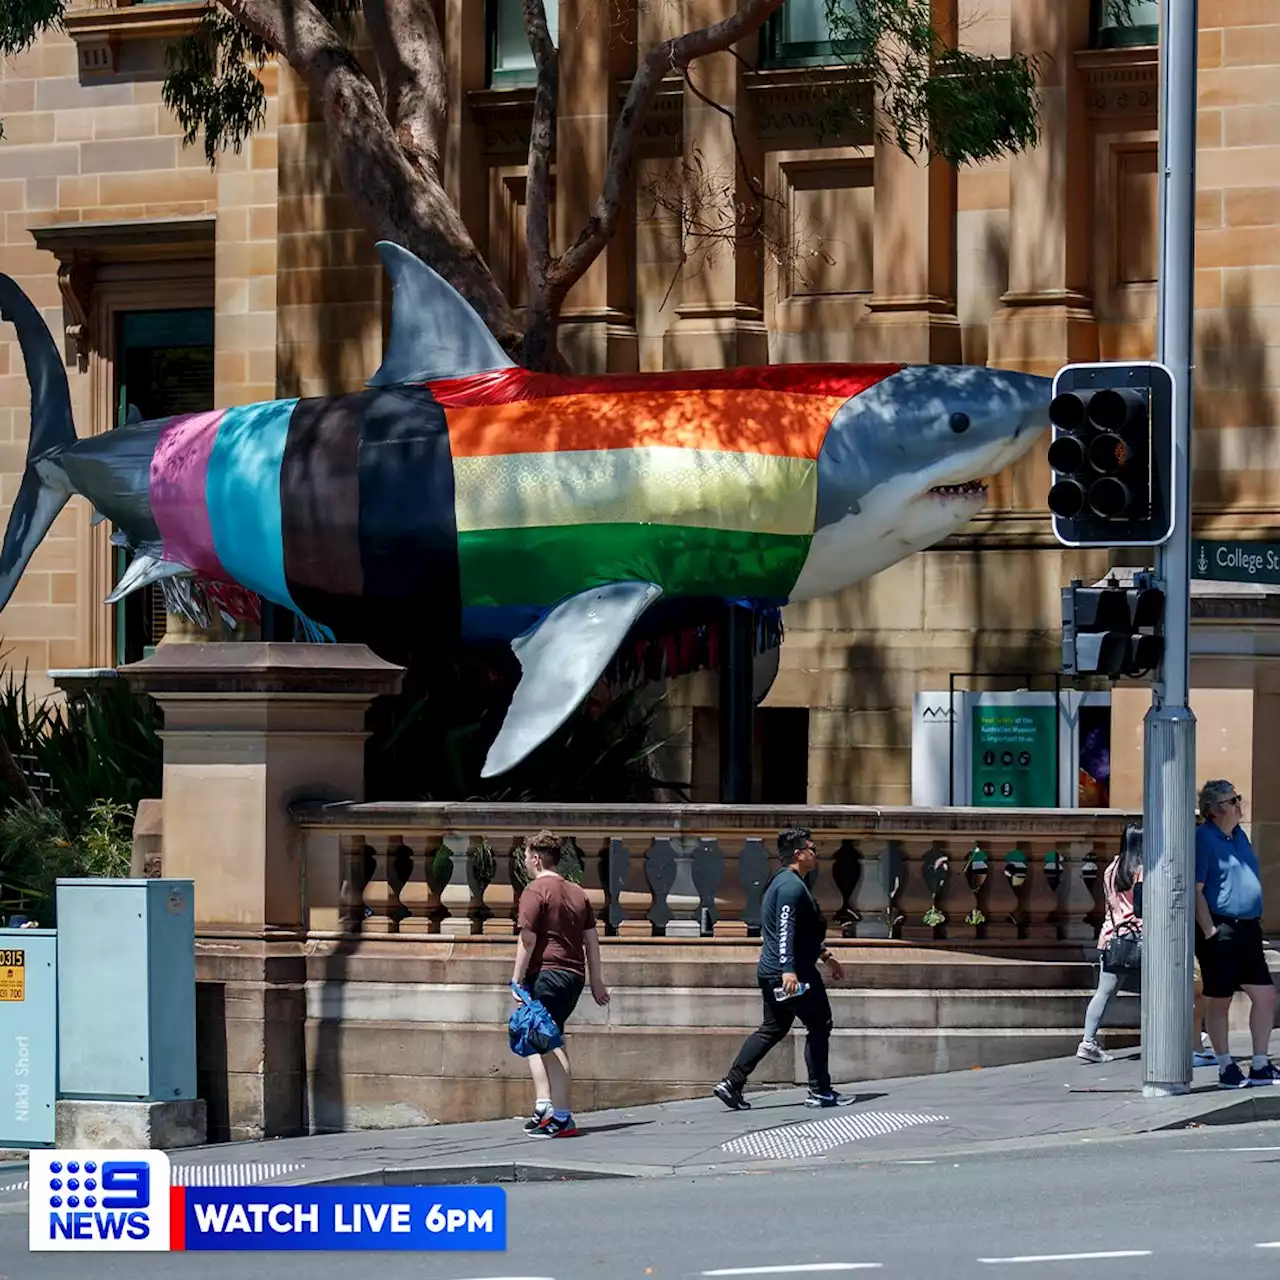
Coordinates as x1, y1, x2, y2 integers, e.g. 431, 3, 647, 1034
819, 0, 1041, 166
0, 0, 63, 57
162, 7, 273, 166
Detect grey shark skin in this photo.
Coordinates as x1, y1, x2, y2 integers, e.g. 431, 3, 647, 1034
792, 363, 1051, 602
0, 246, 1052, 778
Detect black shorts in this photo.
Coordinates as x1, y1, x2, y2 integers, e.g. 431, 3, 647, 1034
528, 968, 584, 1031
1196, 916, 1274, 999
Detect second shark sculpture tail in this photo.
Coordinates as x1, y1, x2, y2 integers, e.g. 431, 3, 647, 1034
0, 276, 77, 613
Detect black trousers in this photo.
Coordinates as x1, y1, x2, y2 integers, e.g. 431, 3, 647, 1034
726, 972, 832, 1094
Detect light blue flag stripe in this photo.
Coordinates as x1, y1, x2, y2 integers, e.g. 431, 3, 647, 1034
206, 398, 300, 612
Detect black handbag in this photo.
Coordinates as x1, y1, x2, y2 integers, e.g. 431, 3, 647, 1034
1101, 889, 1143, 973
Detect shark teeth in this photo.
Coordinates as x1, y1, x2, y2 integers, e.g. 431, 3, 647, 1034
928, 480, 987, 498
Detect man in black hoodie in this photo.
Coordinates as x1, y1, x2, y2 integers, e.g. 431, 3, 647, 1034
714, 827, 851, 1110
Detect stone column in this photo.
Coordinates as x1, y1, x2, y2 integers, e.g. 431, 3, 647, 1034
122, 643, 404, 1140
856, 0, 962, 363
987, 0, 1098, 373
556, 0, 640, 373
662, 0, 768, 370
443, 0, 489, 253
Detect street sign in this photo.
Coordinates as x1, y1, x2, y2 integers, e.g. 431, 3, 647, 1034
970, 705, 1057, 807
1192, 539, 1280, 586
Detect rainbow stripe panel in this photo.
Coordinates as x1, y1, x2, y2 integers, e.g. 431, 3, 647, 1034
444, 385, 843, 608
146, 364, 899, 637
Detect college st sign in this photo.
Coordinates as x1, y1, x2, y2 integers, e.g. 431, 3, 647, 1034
1192, 540, 1280, 587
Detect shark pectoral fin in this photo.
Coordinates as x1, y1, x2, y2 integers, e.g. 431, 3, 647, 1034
367, 241, 517, 387
104, 554, 190, 604
480, 581, 664, 779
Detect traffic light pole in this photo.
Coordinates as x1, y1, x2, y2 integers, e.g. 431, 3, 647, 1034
1142, 0, 1199, 1098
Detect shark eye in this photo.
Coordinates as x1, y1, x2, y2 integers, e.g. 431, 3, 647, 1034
949, 412, 971, 434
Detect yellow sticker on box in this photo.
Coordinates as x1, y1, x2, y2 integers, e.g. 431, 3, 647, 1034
0, 949, 24, 1001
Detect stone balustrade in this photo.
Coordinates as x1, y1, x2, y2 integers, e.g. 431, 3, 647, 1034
293, 802, 1135, 951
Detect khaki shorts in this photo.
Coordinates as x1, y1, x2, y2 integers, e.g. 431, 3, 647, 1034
1194, 956, 1204, 996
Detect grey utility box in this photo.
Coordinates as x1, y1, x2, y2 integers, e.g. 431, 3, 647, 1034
55, 879, 196, 1102
0, 928, 56, 1146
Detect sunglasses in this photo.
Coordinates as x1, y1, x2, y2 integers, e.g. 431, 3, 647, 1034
1219, 795, 1243, 807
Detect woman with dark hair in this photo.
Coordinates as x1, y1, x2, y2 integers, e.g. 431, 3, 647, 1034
1077, 822, 1143, 1064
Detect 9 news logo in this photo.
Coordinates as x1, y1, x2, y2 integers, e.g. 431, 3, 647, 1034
29, 1151, 172, 1252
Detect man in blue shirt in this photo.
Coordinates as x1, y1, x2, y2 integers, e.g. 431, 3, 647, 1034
1194, 779, 1279, 1088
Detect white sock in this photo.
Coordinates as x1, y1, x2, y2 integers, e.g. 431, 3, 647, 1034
534, 1098, 552, 1114
1217, 1050, 1234, 1068
1252, 1054, 1271, 1070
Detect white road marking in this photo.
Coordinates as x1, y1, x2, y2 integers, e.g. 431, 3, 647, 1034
721, 1111, 947, 1160
1255, 1242, 1280, 1248
978, 1252, 1152, 1265
702, 1268, 882, 1276
1172, 1152, 1280, 1162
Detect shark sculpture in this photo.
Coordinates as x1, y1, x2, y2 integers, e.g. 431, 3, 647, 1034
0, 243, 1051, 778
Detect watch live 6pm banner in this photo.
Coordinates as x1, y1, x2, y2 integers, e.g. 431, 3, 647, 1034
29, 1152, 507, 1253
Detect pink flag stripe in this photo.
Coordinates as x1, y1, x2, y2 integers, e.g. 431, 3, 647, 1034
151, 408, 229, 579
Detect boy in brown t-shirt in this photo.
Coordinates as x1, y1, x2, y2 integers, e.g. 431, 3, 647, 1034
511, 830, 610, 1137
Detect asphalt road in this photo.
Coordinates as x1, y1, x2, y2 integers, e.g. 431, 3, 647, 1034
3, 1121, 1280, 1279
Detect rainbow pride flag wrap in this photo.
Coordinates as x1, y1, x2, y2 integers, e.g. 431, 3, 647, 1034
147, 363, 899, 645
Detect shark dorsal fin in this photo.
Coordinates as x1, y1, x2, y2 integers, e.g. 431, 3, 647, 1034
368, 241, 516, 387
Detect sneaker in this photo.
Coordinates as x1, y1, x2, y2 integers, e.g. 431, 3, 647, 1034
523, 1108, 552, 1133
1218, 1061, 1249, 1090
1192, 1050, 1218, 1068
534, 1114, 578, 1138
714, 1080, 751, 1111
1076, 1039, 1112, 1064
804, 1089, 855, 1108
1248, 1061, 1280, 1086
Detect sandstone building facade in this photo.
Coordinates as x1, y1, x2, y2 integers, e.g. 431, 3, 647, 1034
0, 0, 1276, 836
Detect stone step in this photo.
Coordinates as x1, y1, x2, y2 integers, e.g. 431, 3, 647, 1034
307, 982, 1139, 1032
300, 1022, 1141, 1132
299, 945, 1102, 992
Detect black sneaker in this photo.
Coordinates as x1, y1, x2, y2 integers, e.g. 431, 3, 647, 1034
714, 1080, 751, 1111
534, 1114, 578, 1138
804, 1089, 855, 1108
523, 1108, 552, 1133
1218, 1061, 1248, 1090
1248, 1061, 1280, 1086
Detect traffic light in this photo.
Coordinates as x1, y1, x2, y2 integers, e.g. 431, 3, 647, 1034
1047, 361, 1175, 548
1061, 575, 1165, 680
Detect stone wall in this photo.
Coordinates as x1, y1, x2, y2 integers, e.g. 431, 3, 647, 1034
196, 936, 1137, 1139
0, 17, 279, 685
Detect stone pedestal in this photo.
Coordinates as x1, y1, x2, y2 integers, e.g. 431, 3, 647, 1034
130, 797, 163, 878
121, 643, 404, 1141
56, 1099, 207, 1150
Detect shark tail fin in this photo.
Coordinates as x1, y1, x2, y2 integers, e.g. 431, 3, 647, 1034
0, 274, 77, 613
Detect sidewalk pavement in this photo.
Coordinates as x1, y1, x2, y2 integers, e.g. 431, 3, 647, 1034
153, 1031, 1280, 1187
